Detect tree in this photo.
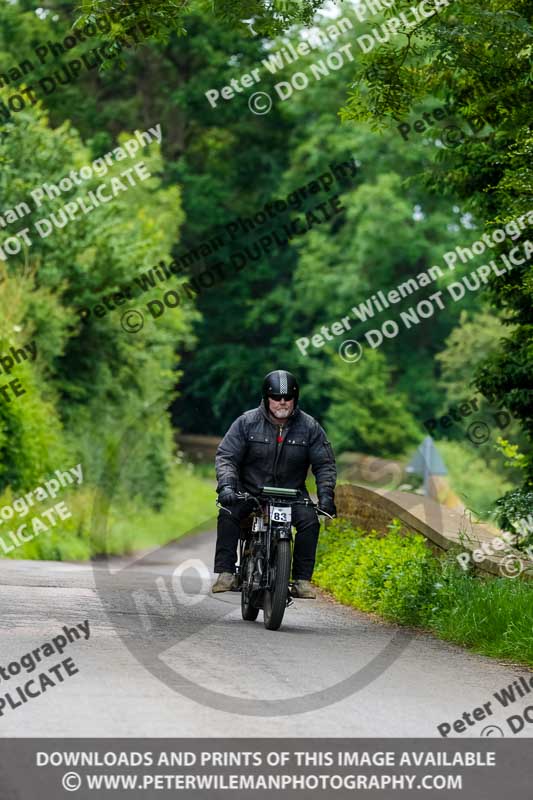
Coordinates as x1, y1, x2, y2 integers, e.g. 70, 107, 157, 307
436, 309, 512, 406
322, 349, 422, 456
338, 0, 532, 491
78, 0, 323, 45
0, 91, 192, 504
3, 0, 525, 511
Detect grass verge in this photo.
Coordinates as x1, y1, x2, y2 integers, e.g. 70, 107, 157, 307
314, 518, 533, 667
0, 465, 215, 561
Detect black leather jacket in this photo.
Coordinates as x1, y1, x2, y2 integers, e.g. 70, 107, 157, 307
215, 402, 336, 500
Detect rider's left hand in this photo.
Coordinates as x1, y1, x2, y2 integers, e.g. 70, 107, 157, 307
318, 495, 336, 516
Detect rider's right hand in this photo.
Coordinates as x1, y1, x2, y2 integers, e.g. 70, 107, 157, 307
218, 486, 240, 505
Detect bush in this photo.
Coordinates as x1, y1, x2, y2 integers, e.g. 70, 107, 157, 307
314, 517, 533, 666
495, 488, 533, 548
315, 519, 439, 625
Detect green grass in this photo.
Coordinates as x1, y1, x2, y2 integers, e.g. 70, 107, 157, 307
0, 465, 215, 561
190, 461, 217, 482
314, 518, 533, 667
428, 564, 533, 662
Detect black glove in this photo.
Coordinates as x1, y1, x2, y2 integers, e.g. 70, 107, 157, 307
218, 486, 239, 506
318, 495, 336, 517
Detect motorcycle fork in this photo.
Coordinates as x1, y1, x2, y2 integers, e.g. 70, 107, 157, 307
266, 525, 293, 588
236, 528, 257, 587
245, 518, 294, 597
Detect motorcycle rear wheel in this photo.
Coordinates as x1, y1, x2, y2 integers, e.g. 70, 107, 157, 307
263, 539, 291, 631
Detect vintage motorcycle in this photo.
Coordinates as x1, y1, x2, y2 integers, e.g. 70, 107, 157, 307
218, 487, 332, 631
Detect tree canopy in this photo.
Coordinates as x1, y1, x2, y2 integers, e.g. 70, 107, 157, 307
1, 0, 530, 524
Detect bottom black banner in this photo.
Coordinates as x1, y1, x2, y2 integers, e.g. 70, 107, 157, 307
0, 739, 530, 799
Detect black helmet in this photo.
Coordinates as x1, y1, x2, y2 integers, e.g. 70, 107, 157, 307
262, 370, 299, 407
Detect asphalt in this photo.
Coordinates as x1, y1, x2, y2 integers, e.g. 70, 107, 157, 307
0, 527, 531, 737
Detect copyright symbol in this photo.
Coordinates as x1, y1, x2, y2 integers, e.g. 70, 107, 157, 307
466, 420, 490, 445
62, 772, 82, 791
480, 725, 504, 737
121, 309, 144, 333
248, 92, 272, 115
339, 339, 363, 364
500, 554, 524, 579
441, 124, 465, 148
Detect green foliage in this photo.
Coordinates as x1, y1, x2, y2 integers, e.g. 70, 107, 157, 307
78, 0, 188, 44
315, 518, 533, 666
158, 7, 479, 438
3, 3, 514, 465
0, 270, 71, 490
0, 71, 195, 526
434, 319, 527, 504
436, 310, 512, 405
495, 488, 533, 545
322, 350, 422, 457
437, 440, 515, 519
0, 464, 214, 561
338, 0, 533, 489
494, 437, 528, 473
315, 518, 439, 624
0, 1, 529, 561
79, 0, 323, 46
427, 557, 533, 663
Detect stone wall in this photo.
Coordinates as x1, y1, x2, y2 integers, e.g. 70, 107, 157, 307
336, 483, 533, 580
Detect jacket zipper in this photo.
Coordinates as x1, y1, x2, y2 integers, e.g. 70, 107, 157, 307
273, 424, 286, 484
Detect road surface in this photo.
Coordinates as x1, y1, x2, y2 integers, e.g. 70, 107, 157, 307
1, 527, 531, 737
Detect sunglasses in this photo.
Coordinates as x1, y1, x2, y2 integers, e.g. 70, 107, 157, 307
268, 393, 294, 402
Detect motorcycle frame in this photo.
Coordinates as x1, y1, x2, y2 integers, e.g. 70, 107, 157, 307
237, 496, 293, 593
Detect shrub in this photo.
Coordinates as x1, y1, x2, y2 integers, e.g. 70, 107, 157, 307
314, 517, 533, 667
495, 488, 533, 548
315, 519, 439, 625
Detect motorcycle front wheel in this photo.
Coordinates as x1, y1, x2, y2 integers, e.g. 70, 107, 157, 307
241, 553, 260, 621
263, 539, 291, 631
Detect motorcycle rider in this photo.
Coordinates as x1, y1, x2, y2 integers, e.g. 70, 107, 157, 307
212, 369, 337, 598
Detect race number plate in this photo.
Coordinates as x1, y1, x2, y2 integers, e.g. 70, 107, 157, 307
270, 506, 291, 523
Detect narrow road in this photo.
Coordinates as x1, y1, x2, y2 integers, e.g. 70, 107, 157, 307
1, 527, 531, 737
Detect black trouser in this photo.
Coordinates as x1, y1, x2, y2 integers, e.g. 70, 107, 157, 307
214, 499, 320, 581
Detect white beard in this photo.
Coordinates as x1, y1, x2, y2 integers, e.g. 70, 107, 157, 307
270, 407, 291, 419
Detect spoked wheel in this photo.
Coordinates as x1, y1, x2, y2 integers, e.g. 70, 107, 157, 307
263, 539, 291, 631
241, 553, 260, 621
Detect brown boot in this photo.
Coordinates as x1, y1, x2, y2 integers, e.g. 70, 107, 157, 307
211, 572, 235, 593
292, 580, 316, 599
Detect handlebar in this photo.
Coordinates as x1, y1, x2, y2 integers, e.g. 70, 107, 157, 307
216, 491, 335, 519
